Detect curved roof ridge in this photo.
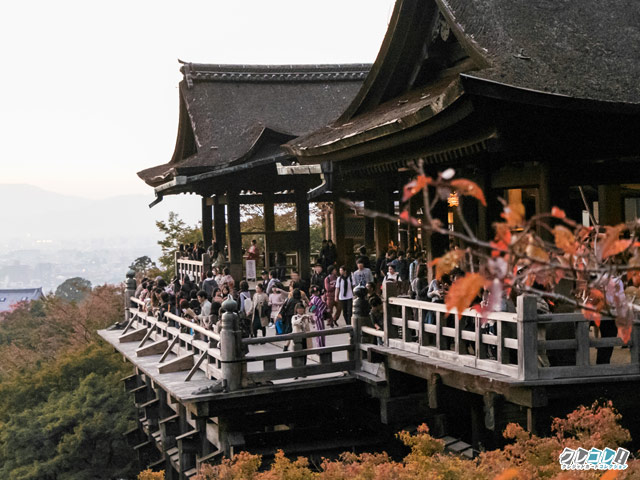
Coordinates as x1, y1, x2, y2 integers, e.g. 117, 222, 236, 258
179, 62, 371, 85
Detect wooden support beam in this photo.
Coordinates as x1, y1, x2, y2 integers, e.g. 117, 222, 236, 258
296, 190, 311, 280
202, 196, 213, 248
137, 323, 157, 348
159, 354, 195, 374
333, 198, 347, 265
213, 196, 226, 253
185, 351, 208, 381
137, 339, 169, 357
119, 328, 148, 343
159, 335, 180, 363
227, 190, 243, 281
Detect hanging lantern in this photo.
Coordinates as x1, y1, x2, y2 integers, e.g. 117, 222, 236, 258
447, 192, 459, 208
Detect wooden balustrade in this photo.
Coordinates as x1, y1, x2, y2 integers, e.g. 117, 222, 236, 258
123, 297, 354, 388
384, 294, 640, 381
122, 285, 640, 389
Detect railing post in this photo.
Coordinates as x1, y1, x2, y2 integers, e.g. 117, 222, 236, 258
517, 295, 539, 380
174, 251, 180, 280
125, 269, 137, 323
220, 297, 244, 391
352, 287, 369, 370
382, 281, 398, 346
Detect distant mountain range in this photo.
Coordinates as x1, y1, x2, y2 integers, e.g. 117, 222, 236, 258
0, 184, 201, 243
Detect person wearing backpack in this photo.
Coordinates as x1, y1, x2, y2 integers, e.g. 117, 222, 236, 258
238, 281, 253, 338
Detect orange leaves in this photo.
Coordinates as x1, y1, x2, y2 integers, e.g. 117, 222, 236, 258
551, 206, 566, 219
401, 172, 488, 209
552, 225, 578, 255
600, 471, 620, 480
431, 249, 465, 280
600, 225, 631, 259
525, 242, 549, 263
493, 469, 520, 480
450, 179, 487, 206
402, 175, 429, 202
502, 202, 525, 227
582, 289, 605, 327
445, 273, 485, 315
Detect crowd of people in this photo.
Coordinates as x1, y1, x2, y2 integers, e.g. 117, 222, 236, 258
140, 236, 627, 368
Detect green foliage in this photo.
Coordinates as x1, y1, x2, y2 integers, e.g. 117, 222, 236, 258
0, 287, 137, 479
129, 255, 157, 275
156, 211, 202, 272
55, 277, 92, 302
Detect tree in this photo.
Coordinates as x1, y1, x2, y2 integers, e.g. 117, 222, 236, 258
54, 277, 92, 302
194, 401, 638, 479
129, 255, 157, 276
0, 286, 137, 479
156, 211, 202, 272
348, 163, 640, 343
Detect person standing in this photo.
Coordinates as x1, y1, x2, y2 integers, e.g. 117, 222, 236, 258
309, 286, 327, 347
324, 266, 340, 327
268, 283, 287, 328
251, 283, 269, 338
335, 265, 354, 326
352, 258, 374, 289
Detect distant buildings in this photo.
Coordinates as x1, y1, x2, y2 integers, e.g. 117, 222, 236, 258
0, 288, 43, 313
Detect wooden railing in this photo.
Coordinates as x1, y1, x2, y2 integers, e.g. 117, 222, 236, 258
175, 253, 211, 282
122, 296, 354, 390
384, 294, 640, 381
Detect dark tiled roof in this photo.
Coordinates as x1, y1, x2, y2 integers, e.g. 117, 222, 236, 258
286, 0, 640, 158
447, 0, 640, 104
0, 288, 43, 313
138, 64, 369, 187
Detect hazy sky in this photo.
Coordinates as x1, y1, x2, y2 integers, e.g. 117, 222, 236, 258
0, 1, 394, 199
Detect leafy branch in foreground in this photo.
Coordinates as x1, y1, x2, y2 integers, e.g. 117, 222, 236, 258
346, 160, 640, 343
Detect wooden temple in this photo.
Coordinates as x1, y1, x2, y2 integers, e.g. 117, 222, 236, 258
286, 0, 640, 254
138, 63, 370, 280
106, 1, 640, 478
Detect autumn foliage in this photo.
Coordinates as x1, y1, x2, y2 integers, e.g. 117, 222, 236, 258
185, 401, 637, 480
393, 165, 640, 342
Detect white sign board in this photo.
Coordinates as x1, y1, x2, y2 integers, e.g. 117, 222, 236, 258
246, 259, 257, 281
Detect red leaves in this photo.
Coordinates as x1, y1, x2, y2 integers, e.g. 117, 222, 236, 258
431, 250, 465, 280
445, 273, 486, 315
450, 179, 487, 206
600, 225, 631, 259
551, 206, 566, 219
582, 289, 605, 327
402, 175, 429, 202
401, 172, 487, 208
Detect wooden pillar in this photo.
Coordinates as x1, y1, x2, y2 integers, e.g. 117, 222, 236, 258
263, 192, 275, 271
388, 193, 398, 248
201, 196, 213, 248
333, 198, 347, 266
213, 195, 226, 254
598, 184, 623, 226
364, 199, 375, 251
374, 189, 390, 257
227, 191, 243, 281
296, 191, 311, 280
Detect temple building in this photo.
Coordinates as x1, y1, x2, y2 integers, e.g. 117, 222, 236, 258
285, 0, 640, 259
138, 63, 369, 280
